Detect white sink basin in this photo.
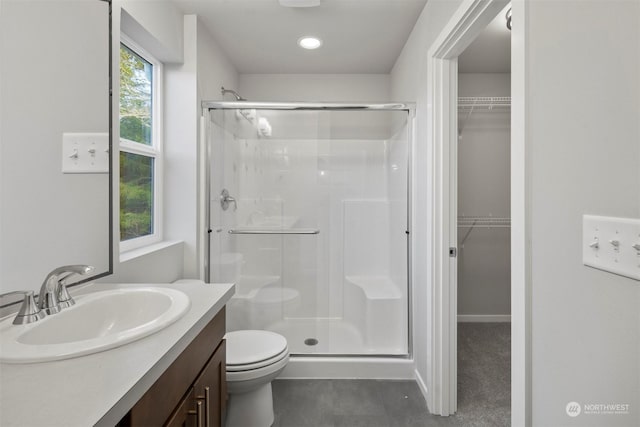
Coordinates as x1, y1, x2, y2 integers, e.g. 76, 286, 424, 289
0, 287, 190, 364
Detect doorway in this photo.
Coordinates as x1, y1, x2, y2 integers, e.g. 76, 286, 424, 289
456, 8, 511, 422
425, 0, 529, 424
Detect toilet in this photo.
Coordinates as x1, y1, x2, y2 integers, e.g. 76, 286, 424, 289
249, 287, 300, 328
225, 330, 289, 427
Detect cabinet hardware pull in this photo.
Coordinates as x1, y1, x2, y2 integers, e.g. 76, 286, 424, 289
196, 386, 211, 427
204, 386, 211, 427
188, 400, 204, 427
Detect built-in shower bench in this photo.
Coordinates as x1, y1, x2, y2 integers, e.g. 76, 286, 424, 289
344, 275, 406, 354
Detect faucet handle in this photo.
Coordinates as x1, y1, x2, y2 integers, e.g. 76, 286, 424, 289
39, 287, 61, 315
11, 291, 45, 325
0, 291, 46, 324
57, 282, 75, 310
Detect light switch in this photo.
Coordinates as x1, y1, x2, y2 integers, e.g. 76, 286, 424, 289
583, 215, 640, 281
62, 133, 109, 173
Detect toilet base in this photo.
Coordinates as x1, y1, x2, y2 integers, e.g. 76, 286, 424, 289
226, 383, 274, 427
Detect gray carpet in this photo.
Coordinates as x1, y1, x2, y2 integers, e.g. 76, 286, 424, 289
272, 323, 511, 427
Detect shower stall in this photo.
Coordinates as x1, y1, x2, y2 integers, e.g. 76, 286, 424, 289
204, 102, 413, 358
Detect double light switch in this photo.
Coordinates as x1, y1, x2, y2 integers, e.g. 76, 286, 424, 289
583, 215, 640, 281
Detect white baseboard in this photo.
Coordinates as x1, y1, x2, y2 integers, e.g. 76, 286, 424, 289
414, 368, 429, 405
458, 314, 511, 323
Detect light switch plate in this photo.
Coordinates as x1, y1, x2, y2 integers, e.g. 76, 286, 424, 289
62, 132, 109, 173
583, 215, 640, 281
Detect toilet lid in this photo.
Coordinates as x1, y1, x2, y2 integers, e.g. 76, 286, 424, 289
226, 330, 288, 367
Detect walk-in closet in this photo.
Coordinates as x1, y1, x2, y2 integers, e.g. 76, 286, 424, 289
455, 6, 512, 421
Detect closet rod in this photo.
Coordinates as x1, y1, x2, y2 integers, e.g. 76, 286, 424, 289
458, 96, 511, 110
457, 216, 511, 227
458, 217, 511, 245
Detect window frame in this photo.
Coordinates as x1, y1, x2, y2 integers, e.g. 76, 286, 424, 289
119, 34, 163, 253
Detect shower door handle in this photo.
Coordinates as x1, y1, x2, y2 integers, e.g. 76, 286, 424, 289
220, 189, 237, 211
228, 229, 320, 235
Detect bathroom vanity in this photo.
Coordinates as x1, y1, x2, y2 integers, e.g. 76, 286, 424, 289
121, 307, 226, 426
0, 281, 234, 427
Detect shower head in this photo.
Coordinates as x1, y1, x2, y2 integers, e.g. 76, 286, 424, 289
221, 86, 246, 101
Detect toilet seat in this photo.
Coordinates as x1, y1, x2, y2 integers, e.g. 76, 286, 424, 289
226, 347, 289, 372
226, 330, 289, 372
226, 351, 290, 383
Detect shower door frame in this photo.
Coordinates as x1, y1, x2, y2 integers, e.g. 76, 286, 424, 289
201, 101, 416, 358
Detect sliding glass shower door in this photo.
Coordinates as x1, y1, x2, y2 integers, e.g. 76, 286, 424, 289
207, 105, 411, 356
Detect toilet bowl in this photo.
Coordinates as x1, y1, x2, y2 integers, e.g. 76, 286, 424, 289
225, 330, 289, 427
249, 287, 300, 328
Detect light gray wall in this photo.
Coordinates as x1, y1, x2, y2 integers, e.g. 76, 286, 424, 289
239, 74, 390, 102
528, 2, 639, 426
389, 0, 466, 403
162, 15, 239, 281
197, 18, 239, 103
118, 0, 184, 63
457, 73, 511, 317
0, 0, 110, 294
458, 73, 510, 97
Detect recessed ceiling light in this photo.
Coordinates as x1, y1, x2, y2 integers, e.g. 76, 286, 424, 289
298, 36, 323, 50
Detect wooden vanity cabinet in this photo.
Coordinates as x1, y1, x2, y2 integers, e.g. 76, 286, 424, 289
119, 307, 227, 427
193, 340, 226, 427
165, 388, 198, 427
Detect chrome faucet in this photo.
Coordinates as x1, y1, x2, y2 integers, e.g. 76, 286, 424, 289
37, 265, 94, 315
0, 265, 94, 325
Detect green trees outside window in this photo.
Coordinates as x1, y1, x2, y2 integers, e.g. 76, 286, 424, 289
120, 44, 152, 145
120, 43, 156, 242
120, 152, 154, 241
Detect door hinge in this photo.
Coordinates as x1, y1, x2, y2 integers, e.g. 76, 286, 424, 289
449, 247, 457, 257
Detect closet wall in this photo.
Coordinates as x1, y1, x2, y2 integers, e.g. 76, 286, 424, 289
457, 73, 511, 320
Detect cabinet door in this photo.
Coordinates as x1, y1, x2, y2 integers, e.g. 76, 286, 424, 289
193, 340, 227, 427
165, 388, 204, 427
127, 308, 226, 426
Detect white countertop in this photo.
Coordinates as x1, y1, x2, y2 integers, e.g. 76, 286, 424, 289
0, 281, 235, 427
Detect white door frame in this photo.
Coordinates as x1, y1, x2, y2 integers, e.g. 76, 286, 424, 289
425, 0, 530, 424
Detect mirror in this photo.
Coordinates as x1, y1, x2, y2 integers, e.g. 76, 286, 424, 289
0, 0, 112, 299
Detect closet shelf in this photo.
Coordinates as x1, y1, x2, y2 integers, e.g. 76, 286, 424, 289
458, 96, 511, 111
457, 97, 511, 136
457, 216, 511, 227
458, 216, 511, 245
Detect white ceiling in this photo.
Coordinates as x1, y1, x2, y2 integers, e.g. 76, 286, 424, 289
458, 5, 511, 73
173, 0, 428, 74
